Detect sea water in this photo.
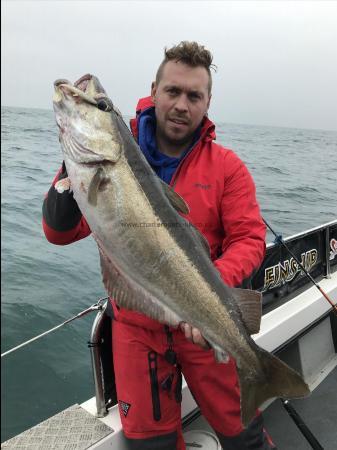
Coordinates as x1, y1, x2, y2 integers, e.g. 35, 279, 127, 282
1, 105, 337, 441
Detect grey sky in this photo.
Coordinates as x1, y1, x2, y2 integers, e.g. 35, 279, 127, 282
2, 0, 337, 131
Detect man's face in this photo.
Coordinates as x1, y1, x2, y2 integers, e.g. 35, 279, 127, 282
151, 60, 211, 149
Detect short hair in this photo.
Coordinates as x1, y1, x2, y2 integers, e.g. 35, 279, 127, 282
155, 41, 217, 94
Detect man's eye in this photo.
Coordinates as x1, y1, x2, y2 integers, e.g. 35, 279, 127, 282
189, 93, 201, 102
168, 89, 179, 96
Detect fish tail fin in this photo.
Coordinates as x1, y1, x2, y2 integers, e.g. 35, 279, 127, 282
238, 349, 310, 427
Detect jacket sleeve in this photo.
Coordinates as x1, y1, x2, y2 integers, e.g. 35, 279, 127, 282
214, 152, 266, 288
42, 162, 91, 245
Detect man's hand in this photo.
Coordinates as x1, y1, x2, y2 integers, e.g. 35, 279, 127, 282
180, 322, 210, 350
55, 177, 72, 193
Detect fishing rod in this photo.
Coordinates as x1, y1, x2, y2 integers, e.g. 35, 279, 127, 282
263, 218, 337, 316
280, 399, 324, 450
263, 218, 331, 449
1, 297, 108, 358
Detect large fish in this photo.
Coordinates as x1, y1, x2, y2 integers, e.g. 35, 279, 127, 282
52, 74, 310, 426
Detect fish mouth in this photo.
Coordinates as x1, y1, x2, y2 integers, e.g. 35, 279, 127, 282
53, 78, 98, 106
74, 73, 92, 91
54, 74, 117, 114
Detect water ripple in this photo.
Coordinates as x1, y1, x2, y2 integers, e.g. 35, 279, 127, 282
2, 105, 337, 442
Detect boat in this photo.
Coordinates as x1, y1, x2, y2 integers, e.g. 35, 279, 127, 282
2, 220, 337, 449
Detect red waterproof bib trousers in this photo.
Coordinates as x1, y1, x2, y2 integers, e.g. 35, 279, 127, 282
42, 97, 272, 449
112, 305, 274, 450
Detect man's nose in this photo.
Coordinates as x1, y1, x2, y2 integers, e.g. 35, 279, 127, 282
174, 94, 188, 112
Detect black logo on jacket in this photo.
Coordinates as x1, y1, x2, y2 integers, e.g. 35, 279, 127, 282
119, 400, 131, 417
194, 183, 211, 190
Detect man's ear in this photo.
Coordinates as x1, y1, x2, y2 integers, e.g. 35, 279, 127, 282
151, 82, 157, 102
206, 93, 212, 113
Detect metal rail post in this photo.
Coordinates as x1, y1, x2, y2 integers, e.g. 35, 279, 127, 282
88, 300, 109, 418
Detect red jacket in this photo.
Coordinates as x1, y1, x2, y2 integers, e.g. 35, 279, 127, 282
43, 97, 266, 328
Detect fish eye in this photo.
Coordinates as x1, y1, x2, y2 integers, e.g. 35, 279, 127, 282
97, 98, 113, 112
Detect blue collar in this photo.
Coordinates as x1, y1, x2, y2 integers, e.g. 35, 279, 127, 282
137, 108, 200, 183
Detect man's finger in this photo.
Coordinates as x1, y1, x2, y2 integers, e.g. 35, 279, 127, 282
191, 328, 210, 349
191, 327, 202, 343
180, 322, 210, 350
181, 322, 192, 341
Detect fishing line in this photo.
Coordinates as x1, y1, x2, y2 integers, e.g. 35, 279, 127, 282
263, 218, 337, 315
1, 297, 108, 358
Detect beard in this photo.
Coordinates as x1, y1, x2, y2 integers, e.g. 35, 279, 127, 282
157, 121, 197, 151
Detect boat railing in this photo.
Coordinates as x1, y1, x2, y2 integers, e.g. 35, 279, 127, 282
252, 220, 337, 309
88, 300, 117, 417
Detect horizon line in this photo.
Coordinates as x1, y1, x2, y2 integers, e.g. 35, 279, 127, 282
2, 104, 336, 134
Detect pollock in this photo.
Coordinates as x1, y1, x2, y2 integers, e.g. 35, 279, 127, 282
53, 74, 310, 427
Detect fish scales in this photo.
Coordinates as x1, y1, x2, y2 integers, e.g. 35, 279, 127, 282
77, 150, 245, 353
52, 74, 310, 427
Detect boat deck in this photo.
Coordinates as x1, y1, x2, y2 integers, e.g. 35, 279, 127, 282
184, 364, 337, 450
263, 364, 337, 449
1, 404, 113, 449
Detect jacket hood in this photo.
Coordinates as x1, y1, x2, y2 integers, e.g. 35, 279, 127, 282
130, 96, 216, 142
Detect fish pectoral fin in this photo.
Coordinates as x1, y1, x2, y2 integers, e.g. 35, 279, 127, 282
160, 180, 190, 214
229, 288, 262, 335
88, 167, 111, 206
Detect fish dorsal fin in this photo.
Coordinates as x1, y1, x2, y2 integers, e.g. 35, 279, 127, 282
160, 180, 190, 214
229, 288, 262, 335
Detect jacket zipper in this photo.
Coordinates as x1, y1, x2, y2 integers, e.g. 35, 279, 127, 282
148, 351, 161, 421
170, 132, 210, 189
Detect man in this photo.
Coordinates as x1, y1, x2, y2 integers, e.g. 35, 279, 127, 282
43, 41, 274, 450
